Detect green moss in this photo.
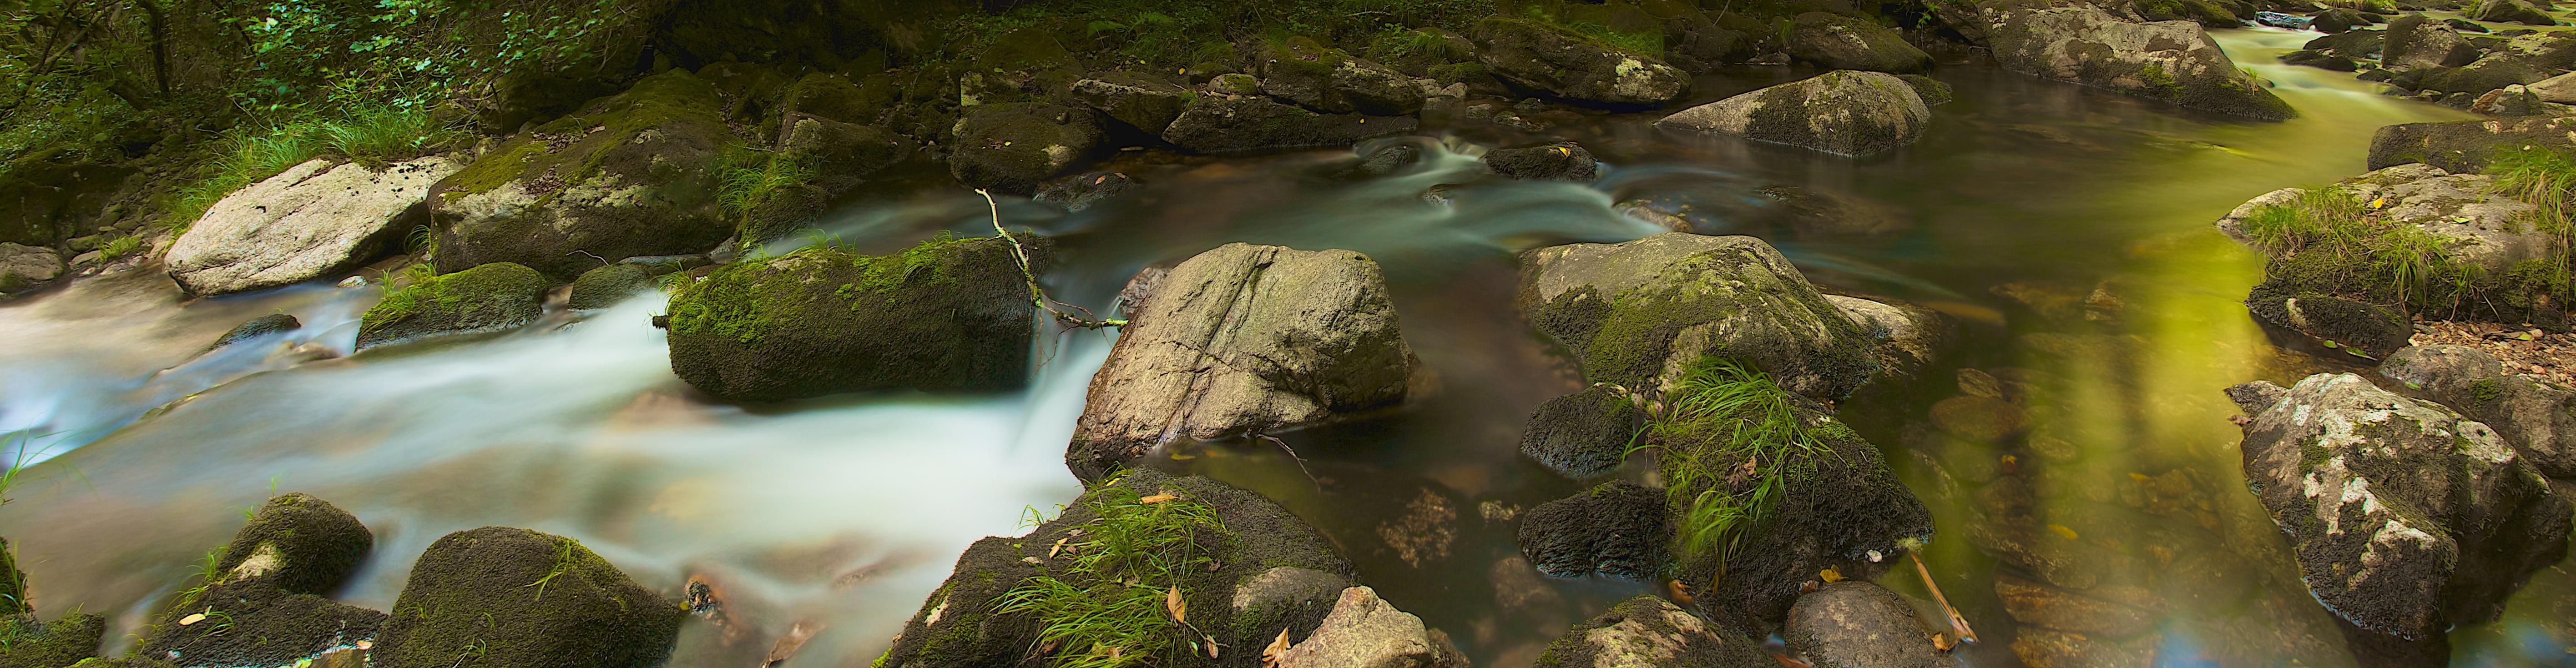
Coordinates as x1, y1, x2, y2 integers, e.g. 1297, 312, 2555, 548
360, 262, 551, 339
0, 612, 106, 668
2140, 63, 2184, 99
438, 70, 740, 208
2470, 377, 2507, 405
996, 480, 1229, 668
376, 527, 683, 668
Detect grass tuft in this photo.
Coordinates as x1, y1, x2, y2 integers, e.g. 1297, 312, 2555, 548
1626, 357, 1834, 563
996, 482, 1225, 668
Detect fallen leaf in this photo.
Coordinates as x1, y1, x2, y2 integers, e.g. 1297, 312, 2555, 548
1819, 567, 1845, 583
1048, 537, 1070, 558
1140, 493, 1178, 504
1206, 634, 1221, 658
1166, 586, 1187, 623
1932, 631, 1955, 651
2047, 524, 2079, 540
178, 613, 206, 626
1261, 628, 1293, 668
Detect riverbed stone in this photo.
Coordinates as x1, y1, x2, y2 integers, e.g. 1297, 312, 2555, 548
2229, 373, 2570, 647
376, 527, 684, 668
2379, 344, 2576, 479
1069, 71, 1195, 135
2308, 28, 2387, 61
1656, 70, 1929, 156
1827, 295, 1948, 382
208, 313, 302, 352
1160, 97, 1416, 154
1784, 581, 1945, 668
1788, 12, 1931, 73
429, 70, 734, 278
1520, 384, 1642, 479
2382, 16, 2477, 71
141, 494, 387, 668
776, 113, 912, 192
665, 234, 1039, 402
1517, 481, 1668, 579
1067, 244, 1411, 482
567, 263, 654, 310
356, 261, 550, 350
1984, 5, 2294, 120
1533, 595, 1770, 668
1034, 171, 1143, 212
0, 242, 63, 293
1485, 141, 1599, 181
1471, 17, 1689, 106
2474, 0, 2558, 25
948, 102, 1103, 196
169, 156, 462, 296
1272, 587, 1467, 668
2368, 115, 2576, 174
1517, 232, 1879, 399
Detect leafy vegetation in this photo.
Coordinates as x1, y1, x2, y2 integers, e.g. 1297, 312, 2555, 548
997, 482, 1227, 668
717, 146, 817, 225
1626, 357, 1834, 563
2486, 147, 2576, 305
932, 0, 1497, 70
2239, 186, 2484, 311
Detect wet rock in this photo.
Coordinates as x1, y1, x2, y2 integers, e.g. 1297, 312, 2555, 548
778, 72, 892, 126
1787, 12, 1931, 73
1825, 295, 1948, 382
2470, 83, 2548, 114
2230, 374, 2571, 647
1532, 595, 1770, 668
776, 113, 912, 192
1273, 587, 1467, 668
1331, 142, 1424, 180
1657, 70, 1929, 156
0, 612, 106, 667
0, 243, 61, 293
1377, 488, 1459, 568
948, 102, 1103, 196
1485, 141, 1599, 181
2473, 0, 2558, 24
2244, 291, 2411, 358
2381, 17, 2476, 71
2306, 29, 2386, 61
567, 263, 654, 310
1160, 97, 1416, 155
2282, 49, 2361, 71
2369, 115, 2576, 174
376, 527, 684, 668
1984, 5, 2294, 120
1677, 407, 1934, 633
1256, 38, 1423, 116
1471, 17, 1690, 106
1783, 582, 1944, 668
2254, 10, 2311, 29
1896, 74, 1952, 105
2013, 628, 2160, 667
2312, 8, 2367, 33
169, 156, 462, 296
1235, 567, 1353, 619
356, 261, 550, 350
881, 469, 1356, 668
429, 70, 733, 277
1033, 171, 1143, 212
1517, 232, 1879, 399
1520, 384, 1643, 479
1068, 244, 1410, 482
1069, 71, 1195, 135
141, 494, 387, 668
1489, 557, 1564, 612
208, 313, 302, 352
1993, 573, 2157, 638
1517, 482, 1669, 580
2380, 344, 2576, 479
665, 235, 1040, 402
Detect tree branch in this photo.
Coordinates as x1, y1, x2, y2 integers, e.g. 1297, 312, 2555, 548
975, 188, 1126, 330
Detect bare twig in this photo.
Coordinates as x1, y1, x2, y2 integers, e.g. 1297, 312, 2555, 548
1253, 434, 1321, 491
1910, 551, 1977, 645
974, 188, 1126, 330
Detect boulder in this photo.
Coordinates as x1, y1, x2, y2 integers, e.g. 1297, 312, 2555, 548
664, 234, 1039, 402
2228, 374, 2570, 646
0, 242, 63, 293
1655, 70, 1930, 156
1069, 72, 1196, 135
141, 494, 387, 668
2528, 70, 2576, 102
2306, 29, 2386, 61
2379, 345, 2576, 478
948, 102, 1103, 196
2369, 116, 2576, 174
2476, 83, 2553, 115
1983, 5, 2294, 120
1827, 295, 1948, 382
2282, 49, 2361, 71
1520, 384, 1643, 478
1787, 13, 1933, 73
1257, 38, 1417, 115
1784, 582, 1946, 668
1471, 17, 1690, 106
2473, 0, 2558, 24
2311, 8, 2367, 33
207, 314, 301, 352
1533, 595, 1771, 668
1160, 97, 1418, 155
168, 156, 463, 296
1272, 587, 1468, 668
567, 263, 655, 310
429, 70, 735, 278
879, 469, 1363, 668
1515, 232, 1879, 399
2408, 57, 2546, 94
778, 72, 894, 126
1516, 482, 1669, 579
375, 527, 685, 668
1067, 244, 1411, 482
776, 114, 912, 192
1897, 74, 1953, 105
356, 261, 550, 350
2245, 289, 2412, 357
2222, 164, 2553, 276
1485, 141, 1600, 181
2380, 16, 2476, 71
1034, 171, 1144, 212
0, 612, 105, 667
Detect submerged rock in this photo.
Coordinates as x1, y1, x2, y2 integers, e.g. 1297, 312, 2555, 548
1656, 70, 1930, 156
664, 235, 1039, 402
1827, 295, 1949, 382
1533, 595, 1771, 668
1516, 232, 1878, 399
2379, 344, 2576, 479
376, 527, 685, 668
1033, 171, 1144, 212
169, 156, 462, 296
356, 262, 550, 350
208, 313, 303, 352
141, 493, 386, 668
567, 263, 655, 310
1784, 582, 1946, 668
1787, 12, 1931, 73
2229, 374, 2570, 649
1984, 5, 2293, 120
1471, 17, 1689, 106
428, 70, 734, 277
1520, 384, 1642, 479
1517, 481, 1668, 580
1160, 97, 1416, 154
1272, 587, 1468, 668
2368, 115, 2576, 174
948, 102, 1104, 196
1485, 141, 1599, 181
1068, 244, 1410, 482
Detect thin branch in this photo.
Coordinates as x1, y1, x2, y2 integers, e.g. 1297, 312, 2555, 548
1910, 551, 1977, 645
975, 188, 1126, 330
1253, 434, 1321, 491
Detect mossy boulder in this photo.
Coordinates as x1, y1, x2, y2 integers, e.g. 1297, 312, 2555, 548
878, 468, 1360, 668
567, 263, 655, 310
2379, 345, 2576, 479
778, 114, 914, 193
1471, 17, 1690, 106
1896, 74, 1952, 105
2369, 115, 2576, 173
2282, 49, 2361, 71
1515, 232, 1879, 399
0, 613, 105, 668
1656, 70, 1930, 156
2381, 17, 2476, 71
1783, 582, 1946, 668
1485, 141, 1600, 181
1533, 595, 1769, 668
2244, 277, 2412, 357
948, 102, 1104, 196
2311, 8, 2368, 33
375, 527, 684, 668
1159, 97, 1418, 155
2309, 28, 2389, 61
140, 493, 386, 668
1257, 38, 1426, 116
2473, 0, 2558, 24
2228, 374, 2569, 651
663, 234, 1041, 402
356, 262, 551, 350
1984, 5, 2294, 120
1520, 384, 1643, 478
1069, 72, 1197, 136
1516, 482, 1669, 579
1787, 13, 1931, 73
429, 70, 736, 278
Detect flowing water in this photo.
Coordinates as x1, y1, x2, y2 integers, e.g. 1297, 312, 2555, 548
0, 28, 2564, 668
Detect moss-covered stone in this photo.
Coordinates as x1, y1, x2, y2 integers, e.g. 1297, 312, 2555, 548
375, 527, 683, 668
1485, 141, 1599, 181
357, 262, 551, 350
1985, 5, 2293, 120
947, 102, 1103, 196
567, 264, 655, 310
140, 493, 384, 668
1159, 97, 1418, 155
781, 72, 895, 127
2369, 116, 2576, 174
1470, 17, 1690, 106
1520, 385, 1641, 478
664, 235, 1042, 402
1655, 70, 1930, 156
1786, 12, 1930, 73
214, 493, 372, 596
1516, 482, 1669, 579
0, 613, 103, 668
1517, 233, 1879, 399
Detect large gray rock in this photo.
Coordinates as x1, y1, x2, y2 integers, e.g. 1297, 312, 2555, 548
2380, 345, 2576, 479
1533, 595, 1771, 668
1067, 244, 1412, 482
2380, 16, 2479, 71
2527, 70, 2576, 103
0, 242, 62, 293
1788, 12, 1932, 73
1471, 17, 1690, 106
948, 102, 1103, 196
1656, 71, 1930, 156
1784, 582, 1946, 668
2228, 373, 2570, 646
1160, 97, 1417, 154
1983, 5, 2294, 120
1273, 587, 1467, 668
2219, 164, 2553, 277
169, 156, 463, 296
2369, 115, 2576, 175
1516, 232, 1878, 399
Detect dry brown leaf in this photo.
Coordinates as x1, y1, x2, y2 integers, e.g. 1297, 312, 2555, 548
1260, 627, 1293, 668
1165, 585, 1187, 623
1048, 537, 1070, 558
1931, 631, 1955, 652
1139, 493, 1179, 504
1205, 634, 1221, 659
